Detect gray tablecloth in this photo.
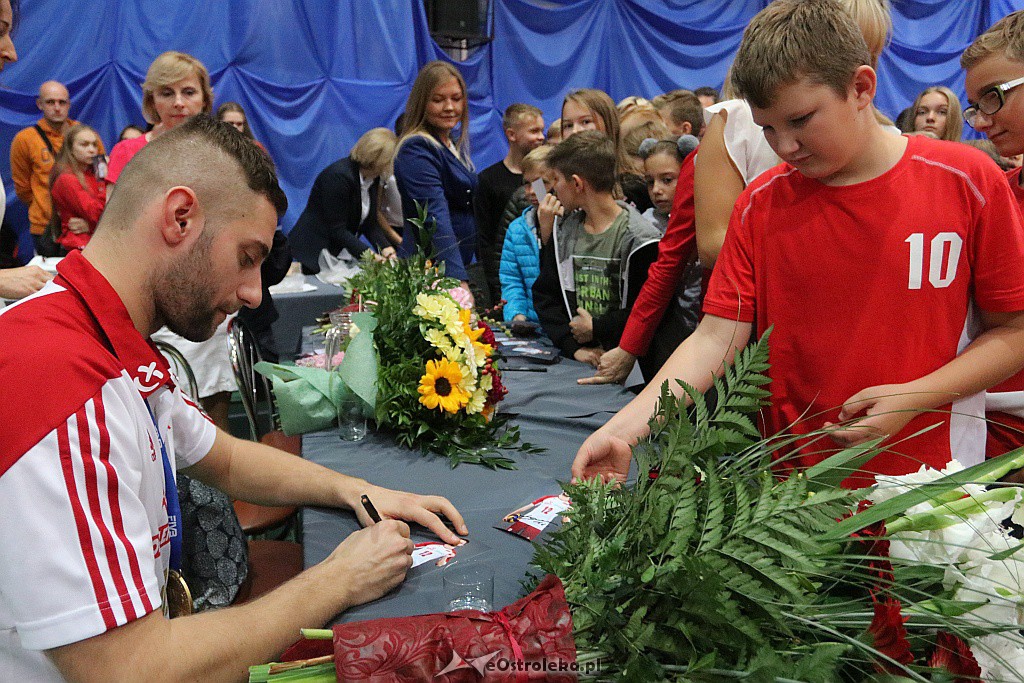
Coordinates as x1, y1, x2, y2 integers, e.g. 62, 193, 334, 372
270, 276, 347, 358
301, 354, 634, 625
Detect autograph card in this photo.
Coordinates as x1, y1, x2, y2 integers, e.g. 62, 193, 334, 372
498, 494, 571, 541
531, 177, 547, 203
409, 538, 491, 574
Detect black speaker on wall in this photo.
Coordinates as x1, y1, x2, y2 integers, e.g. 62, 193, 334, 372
425, 0, 491, 47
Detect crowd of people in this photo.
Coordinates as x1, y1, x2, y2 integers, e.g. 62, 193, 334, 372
4, 0, 1024, 678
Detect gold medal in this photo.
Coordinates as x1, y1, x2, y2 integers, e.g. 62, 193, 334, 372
165, 569, 193, 618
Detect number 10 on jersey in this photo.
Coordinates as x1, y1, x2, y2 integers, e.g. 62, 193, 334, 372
906, 232, 963, 290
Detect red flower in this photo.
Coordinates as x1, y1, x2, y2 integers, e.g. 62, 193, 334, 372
868, 596, 913, 672
485, 364, 507, 405
928, 632, 982, 682
478, 321, 497, 348
851, 501, 894, 589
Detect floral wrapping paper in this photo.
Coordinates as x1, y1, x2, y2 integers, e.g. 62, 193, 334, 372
281, 574, 577, 681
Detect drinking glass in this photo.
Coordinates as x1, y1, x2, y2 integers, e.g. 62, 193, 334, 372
442, 560, 494, 612
324, 312, 366, 441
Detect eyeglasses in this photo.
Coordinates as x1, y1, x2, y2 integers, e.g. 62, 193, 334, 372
963, 75, 1024, 128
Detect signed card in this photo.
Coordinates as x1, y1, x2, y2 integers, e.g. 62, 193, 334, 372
498, 494, 571, 541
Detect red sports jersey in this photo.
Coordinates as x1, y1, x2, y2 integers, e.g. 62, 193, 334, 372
985, 165, 1024, 456
0, 251, 215, 680
703, 135, 1024, 485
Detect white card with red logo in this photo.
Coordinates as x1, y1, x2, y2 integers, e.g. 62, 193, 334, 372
411, 541, 459, 568
499, 494, 571, 541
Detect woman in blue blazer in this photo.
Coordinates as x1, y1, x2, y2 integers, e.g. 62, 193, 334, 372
395, 61, 478, 304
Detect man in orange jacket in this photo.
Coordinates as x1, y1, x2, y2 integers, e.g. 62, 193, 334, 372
9, 80, 103, 252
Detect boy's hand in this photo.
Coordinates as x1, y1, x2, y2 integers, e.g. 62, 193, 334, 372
537, 194, 563, 244
579, 346, 636, 385
570, 307, 594, 343
823, 383, 922, 447
573, 346, 603, 367
572, 430, 632, 484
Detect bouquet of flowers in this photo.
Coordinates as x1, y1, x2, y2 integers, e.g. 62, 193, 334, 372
535, 332, 1024, 681
343, 205, 540, 469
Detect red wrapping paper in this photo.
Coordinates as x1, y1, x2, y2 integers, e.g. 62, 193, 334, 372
281, 574, 577, 681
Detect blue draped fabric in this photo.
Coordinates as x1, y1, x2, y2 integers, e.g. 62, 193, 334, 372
2, 0, 1023, 262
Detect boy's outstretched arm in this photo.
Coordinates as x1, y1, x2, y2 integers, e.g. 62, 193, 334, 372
828, 309, 1024, 446
572, 314, 752, 483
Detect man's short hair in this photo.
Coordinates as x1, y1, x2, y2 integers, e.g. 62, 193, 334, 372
731, 0, 872, 109
654, 90, 704, 135
962, 10, 1024, 69
547, 130, 616, 193
102, 115, 287, 231
503, 103, 543, 131
693, 86, 720, 104
521, 144, 554, 176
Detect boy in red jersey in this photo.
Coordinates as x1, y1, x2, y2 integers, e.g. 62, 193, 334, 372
572, 0, 1024, 488
962, 10, 1024, 458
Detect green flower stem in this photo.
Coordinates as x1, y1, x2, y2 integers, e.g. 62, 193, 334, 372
887, 486, 1019, 534
919, 448, 1024, 510
299, 628, 333, 640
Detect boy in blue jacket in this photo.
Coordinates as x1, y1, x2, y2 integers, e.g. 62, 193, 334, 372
500, 145, 554, 323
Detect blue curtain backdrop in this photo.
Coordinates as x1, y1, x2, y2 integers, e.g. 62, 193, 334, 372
2, 0, 1022, 260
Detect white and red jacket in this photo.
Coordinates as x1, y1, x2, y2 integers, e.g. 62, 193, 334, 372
0, 251, 215, 680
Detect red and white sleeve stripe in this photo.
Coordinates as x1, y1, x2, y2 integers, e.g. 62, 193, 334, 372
0, 379, 164, 650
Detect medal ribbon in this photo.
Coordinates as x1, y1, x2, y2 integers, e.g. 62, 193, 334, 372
146, 403, 182, 571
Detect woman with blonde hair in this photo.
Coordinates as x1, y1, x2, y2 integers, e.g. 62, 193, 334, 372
394, 60, 479, 303
106, 51, 213, 184
289, 126, 402, 273
907, 86, 964, 141
106, 51, 237, 432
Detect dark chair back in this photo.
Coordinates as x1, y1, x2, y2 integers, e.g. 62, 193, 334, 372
154, 340, 200, 401
227, 317, 276, 441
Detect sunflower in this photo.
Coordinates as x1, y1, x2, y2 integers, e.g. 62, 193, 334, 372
418, 358, 469, 414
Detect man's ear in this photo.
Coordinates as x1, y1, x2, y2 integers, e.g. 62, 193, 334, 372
159, 186, 202, 247
681, 121, 693, 135
505, 127, 517, 144
851, 65, 877, 110
571, 173, 586, 193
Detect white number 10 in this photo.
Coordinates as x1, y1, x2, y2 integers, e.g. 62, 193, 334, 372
905, 232, 963, 290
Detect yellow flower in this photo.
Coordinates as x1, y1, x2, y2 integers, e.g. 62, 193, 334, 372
456, 309, 491, 360
464, 386, 488, 415
418, 358, 469, 414
414, 293, 460, 325
424, 328, 458, 360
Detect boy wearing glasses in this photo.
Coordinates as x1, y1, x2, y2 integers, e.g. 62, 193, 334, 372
963, 11, 1024, 458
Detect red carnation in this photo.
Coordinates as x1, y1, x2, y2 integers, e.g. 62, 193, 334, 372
928, 632, 982, 682
851, 501, 894, 588
486, 365, 507, 404
478, 321, 497, 348
868, 596, 913, 672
